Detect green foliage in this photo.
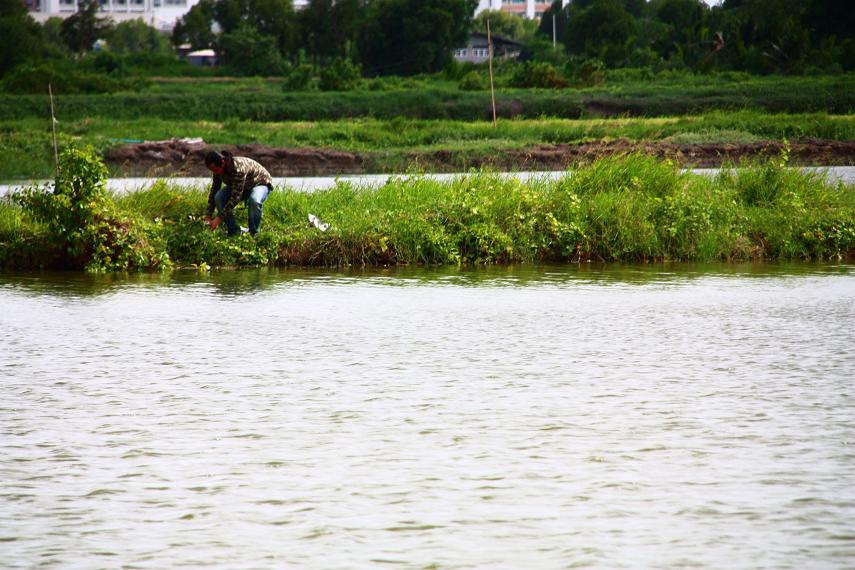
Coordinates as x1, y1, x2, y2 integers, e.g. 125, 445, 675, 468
0, 62, 143, 94
12, 147, 167, 271
60, 0, 114, 54
218, 24, 287, 76
358, 0, 476, 76
319, 57, 362, 91
0, 10, 47, 76
510, 61, 568, 89
214, 0, 297, 54
566, 58, 605, 86
472, 10, 538, 43
565, 0, 636, 67
107, 19, 172, 55
297, 0, 361, 60
457, 70, 484, 91
284, 63, 318, 91
171, 0, 217, 50
3, 154, 854, 270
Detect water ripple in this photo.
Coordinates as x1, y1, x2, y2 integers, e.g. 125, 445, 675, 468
1, 264, 853, 568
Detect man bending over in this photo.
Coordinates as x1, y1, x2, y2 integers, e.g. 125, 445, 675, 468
204, 150, 274, 236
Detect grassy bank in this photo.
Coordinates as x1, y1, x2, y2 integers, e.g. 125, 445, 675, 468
1, 150, 853, 271
3, 112, 854, 180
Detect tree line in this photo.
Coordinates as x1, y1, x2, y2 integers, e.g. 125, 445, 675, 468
1, 0, 853, 82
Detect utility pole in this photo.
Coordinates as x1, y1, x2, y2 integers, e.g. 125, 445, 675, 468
552, 14, 556, 49
487, 20, 497, 128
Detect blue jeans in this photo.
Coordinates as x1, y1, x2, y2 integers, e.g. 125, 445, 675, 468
214, 184, 271, 236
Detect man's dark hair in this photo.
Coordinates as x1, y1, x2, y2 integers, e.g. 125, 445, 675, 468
205, 151, 225, 167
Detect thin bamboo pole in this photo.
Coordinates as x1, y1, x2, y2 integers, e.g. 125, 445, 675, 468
487, 20, 497, 127
49, 84, 59, 186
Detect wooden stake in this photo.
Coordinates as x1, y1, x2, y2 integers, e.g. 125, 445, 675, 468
487, 20, 497, 128
49, 83, 59, 185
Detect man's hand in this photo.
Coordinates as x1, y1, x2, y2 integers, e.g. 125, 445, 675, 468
208, 216, 222, 230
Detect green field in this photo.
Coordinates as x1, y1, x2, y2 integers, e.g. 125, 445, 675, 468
2, 111, 854, 181
2, 72, 853, 180
5, 73, 855, 122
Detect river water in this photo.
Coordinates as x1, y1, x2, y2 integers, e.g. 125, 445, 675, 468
1, 263, 854, 569
2, 166, 855, 196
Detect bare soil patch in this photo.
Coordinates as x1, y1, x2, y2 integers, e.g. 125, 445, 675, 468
103, 137, 855, 177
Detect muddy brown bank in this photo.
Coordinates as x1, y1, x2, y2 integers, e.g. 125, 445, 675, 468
104, 138, 855, 178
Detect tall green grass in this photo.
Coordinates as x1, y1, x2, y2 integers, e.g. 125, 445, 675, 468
3, 154, 853, 270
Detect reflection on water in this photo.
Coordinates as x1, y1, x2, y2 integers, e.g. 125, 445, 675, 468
1, 263, 854, 569
3, 261, 853, 296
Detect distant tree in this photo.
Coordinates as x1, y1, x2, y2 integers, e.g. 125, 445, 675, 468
218, 22, 287, 75
108, 20, 171, 54
473, 10, 537, 42
649, 0, 708, 64
297, 0, 362, 61
721, 0, 810, 73
60, 0, 114, 54
358, 0, 476, 76
213, 0, 297, 55
172, 0, 217, 49
565, 0, 637, 66
804, 0, 855, 44
0, 1, 46, 75
0, 0, 27, 18
536, 0, 568, 44
41, 17, 70, 55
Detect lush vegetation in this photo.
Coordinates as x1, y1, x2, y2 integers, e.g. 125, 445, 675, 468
2, 147, 852, 271
5, 71, 855, 122
3, 110, 854, 181
3, 0, 854, 95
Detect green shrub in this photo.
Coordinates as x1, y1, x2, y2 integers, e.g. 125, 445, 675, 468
319, 58, 362, 91
284, 63, 317, 91
458, 70, 484, 91
13, 146, 168, 271
510, 61, 568, 89
567, 58, 605, 86
0, 62, 141, 94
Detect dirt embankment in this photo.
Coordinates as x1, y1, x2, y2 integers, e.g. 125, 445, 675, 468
103, 138, 855, 177
104, 140, 369, 177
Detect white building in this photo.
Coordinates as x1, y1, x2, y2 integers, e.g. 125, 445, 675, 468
26, 0, 559, 34
475, 0, 569, 21
27, 0, 202, 32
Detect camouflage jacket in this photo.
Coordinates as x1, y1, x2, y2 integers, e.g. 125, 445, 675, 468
206, 153, 273, 219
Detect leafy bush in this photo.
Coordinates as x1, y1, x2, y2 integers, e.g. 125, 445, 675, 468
284, 63, 317, 91
13, 146, 167, 271
458, 70, 484, 91
0, 62, 142, 94
319, 58, 362, 92
566, 58, 605, 86
218, 26, 287, 77
510, 61, 568, 89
